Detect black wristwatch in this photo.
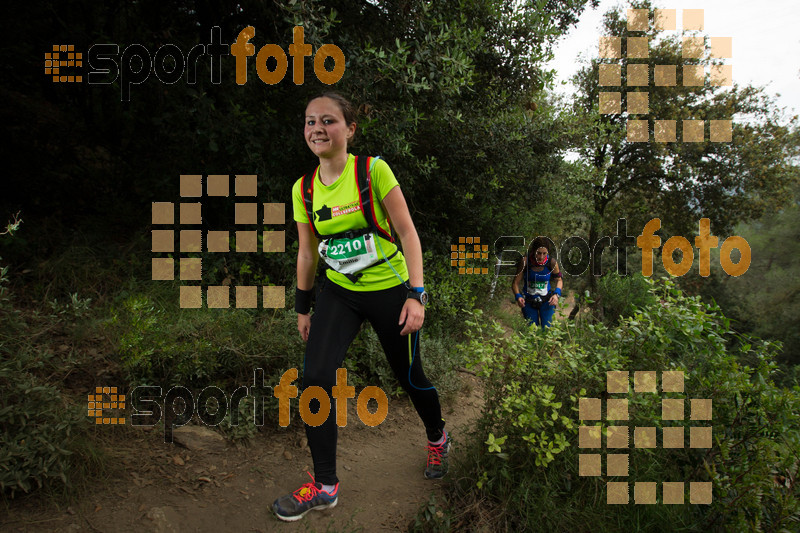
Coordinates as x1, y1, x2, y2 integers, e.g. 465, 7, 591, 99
405, 283, 429, 306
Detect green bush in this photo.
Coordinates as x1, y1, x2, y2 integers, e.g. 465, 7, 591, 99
596, 271, 657, 325
422, 251, 486, 336
0, 354, 94, 498
436, 279, 800, 532
218, 395, 258, 443
0, 248, 101, 499
103, 291, 313, 443
105, 292, 304, 388
1, 218, 94, 498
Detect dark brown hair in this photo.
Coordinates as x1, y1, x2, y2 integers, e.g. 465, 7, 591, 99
527, 237, 557, 266
531, 237, 551, 254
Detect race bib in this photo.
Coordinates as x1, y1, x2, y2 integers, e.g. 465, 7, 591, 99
319, 233, 380, 275
532, 280, 548, 296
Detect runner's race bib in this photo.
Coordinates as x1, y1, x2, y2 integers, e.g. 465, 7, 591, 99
532, 280, 548, 296
319, 233, 380, 275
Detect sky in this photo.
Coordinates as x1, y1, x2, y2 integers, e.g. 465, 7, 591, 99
547, 0, 800, 118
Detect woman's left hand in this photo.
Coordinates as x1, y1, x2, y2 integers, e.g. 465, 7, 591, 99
399, 298, 425, 335
549, 294, 559, 306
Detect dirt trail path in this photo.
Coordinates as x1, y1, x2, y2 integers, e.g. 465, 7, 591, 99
3, 374, 484, 533
3, 295, 576, 533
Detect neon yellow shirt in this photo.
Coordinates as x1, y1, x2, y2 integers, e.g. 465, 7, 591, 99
292, 154, 409, 291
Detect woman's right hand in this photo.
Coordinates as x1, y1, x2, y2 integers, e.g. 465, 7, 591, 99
516, 296, 525, 308
298, 313, 311, 342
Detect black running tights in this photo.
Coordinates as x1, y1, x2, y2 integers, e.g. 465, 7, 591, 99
302, 279, 445, 485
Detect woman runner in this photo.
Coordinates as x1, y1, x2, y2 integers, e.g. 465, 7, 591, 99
272, 93, 449, 522
512, 237, 563, 328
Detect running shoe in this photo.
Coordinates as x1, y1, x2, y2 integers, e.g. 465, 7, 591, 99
272, 472, 338, 522
424, 431, 451, 479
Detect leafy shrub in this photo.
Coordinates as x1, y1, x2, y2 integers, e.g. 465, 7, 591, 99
0, 359, 101, 498
462, 308, 622, 478
0, 354, 92, 498
422, 251, 486, 336
596, 271, 657, 325
218, 395, 258, 443
105, 293, 304, 388
444, 279, 800, 531
104, 291, 314, 443
1, 218, 100, 498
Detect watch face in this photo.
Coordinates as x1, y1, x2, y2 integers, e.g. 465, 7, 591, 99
419, 292, 429, 306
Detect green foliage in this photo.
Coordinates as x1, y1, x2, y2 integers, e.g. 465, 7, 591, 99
0, 220, 100, 498
218, 395, 258, 443
596, 271, 657, 325
410, 493, 453, 533
105, 292, 304, 388
107, 294, 215, 385
571, 0, 799, 235
563, 0, 800, 298
463, 309, 619, 478
422, 251, 484, 336
0, 353, 92, 498
0, 261, 9, 310
2, 0, 600, 258
0, 212, 22, 309
46, 292, 93, 321
444, 279, 800, 531
703, 184, 800, 373
1, 228, 103, 499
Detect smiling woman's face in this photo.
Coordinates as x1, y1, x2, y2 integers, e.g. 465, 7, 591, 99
304, 97, 356, 159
